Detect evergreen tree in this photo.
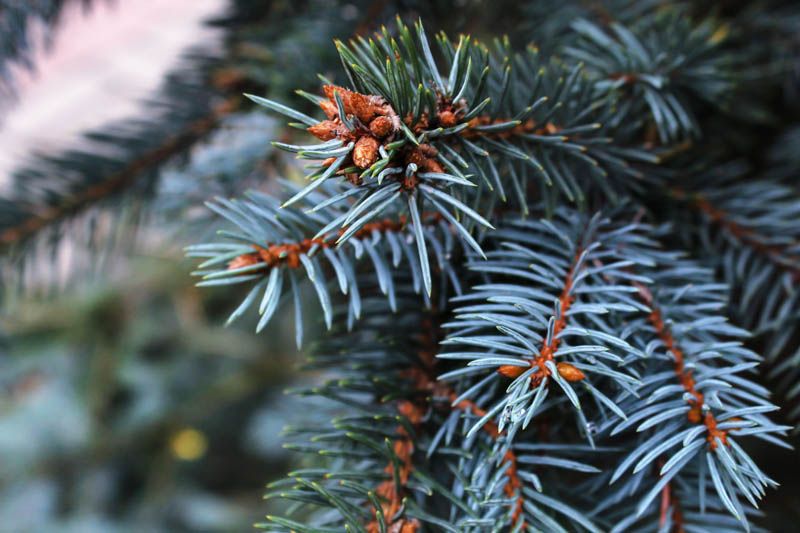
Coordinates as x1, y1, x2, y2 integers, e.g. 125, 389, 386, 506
1, 1, 799, 531
188, 7, 799, 533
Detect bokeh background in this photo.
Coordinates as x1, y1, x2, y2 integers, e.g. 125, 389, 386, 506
0, 1, 354, 530
0, 1, 798, 531
0, 2, 296, 531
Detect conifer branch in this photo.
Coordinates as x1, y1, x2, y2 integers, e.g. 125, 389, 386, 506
187, 182, 462, 342
604, 253, 789, 528
658, 475, 685, 533
673, 187, 800, 281
439, 211, 648, 441
0, 99, 238, 249
179, 11, 796, 531
566, 9, 736, 143
633, 280, 732, 449
666, 168, 800, 424
495, 247, 583, 385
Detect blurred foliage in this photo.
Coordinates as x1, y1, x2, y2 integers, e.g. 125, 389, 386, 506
0, 3, 436, 529
1, 0, 800, 531
0, 254, 307, 531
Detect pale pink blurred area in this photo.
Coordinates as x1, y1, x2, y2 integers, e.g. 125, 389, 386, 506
0, 0, 227, 182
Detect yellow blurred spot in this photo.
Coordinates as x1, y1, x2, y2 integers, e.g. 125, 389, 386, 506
170, 428, 207, 461
710, 24, 730, 45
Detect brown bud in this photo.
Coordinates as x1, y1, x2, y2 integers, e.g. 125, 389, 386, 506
422, 158, 444, 173
410, 144, 443, 173
543, 122, 560, 134
438, 109, 458, 128
405, 112, 429, 133
397, 400, 423, 425
397, 519, 421, 533
350, 94, 380, 124
353, 136, 380, 169
556, 362, 585, 382
418, 144, 435, 155
369, 115, 393, 138
498, 365, 527, 379
228, 253, 259, 270
323, 85, 355, 120
405, 147, 425, 167
323, 84, 382, 124
319, 99, 338, 119
308, 120, 339, 141
322, 84, 344, 103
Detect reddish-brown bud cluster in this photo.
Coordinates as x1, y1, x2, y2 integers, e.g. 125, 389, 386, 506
300, 85, 570, 196
322, 85, 388, 124
399, 143, 444, 190
309, 85, 398, 145
404, 112, 429, 134
303, 86, 459, 191
306, 85, 405, 183
433, 95, 467, 130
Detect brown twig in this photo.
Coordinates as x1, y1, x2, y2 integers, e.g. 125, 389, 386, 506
658, 461, 686, 533
366, 310, 528, 530
633, 281, 730, 450
226, 212, 443, 272
674, 188, 800, 282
